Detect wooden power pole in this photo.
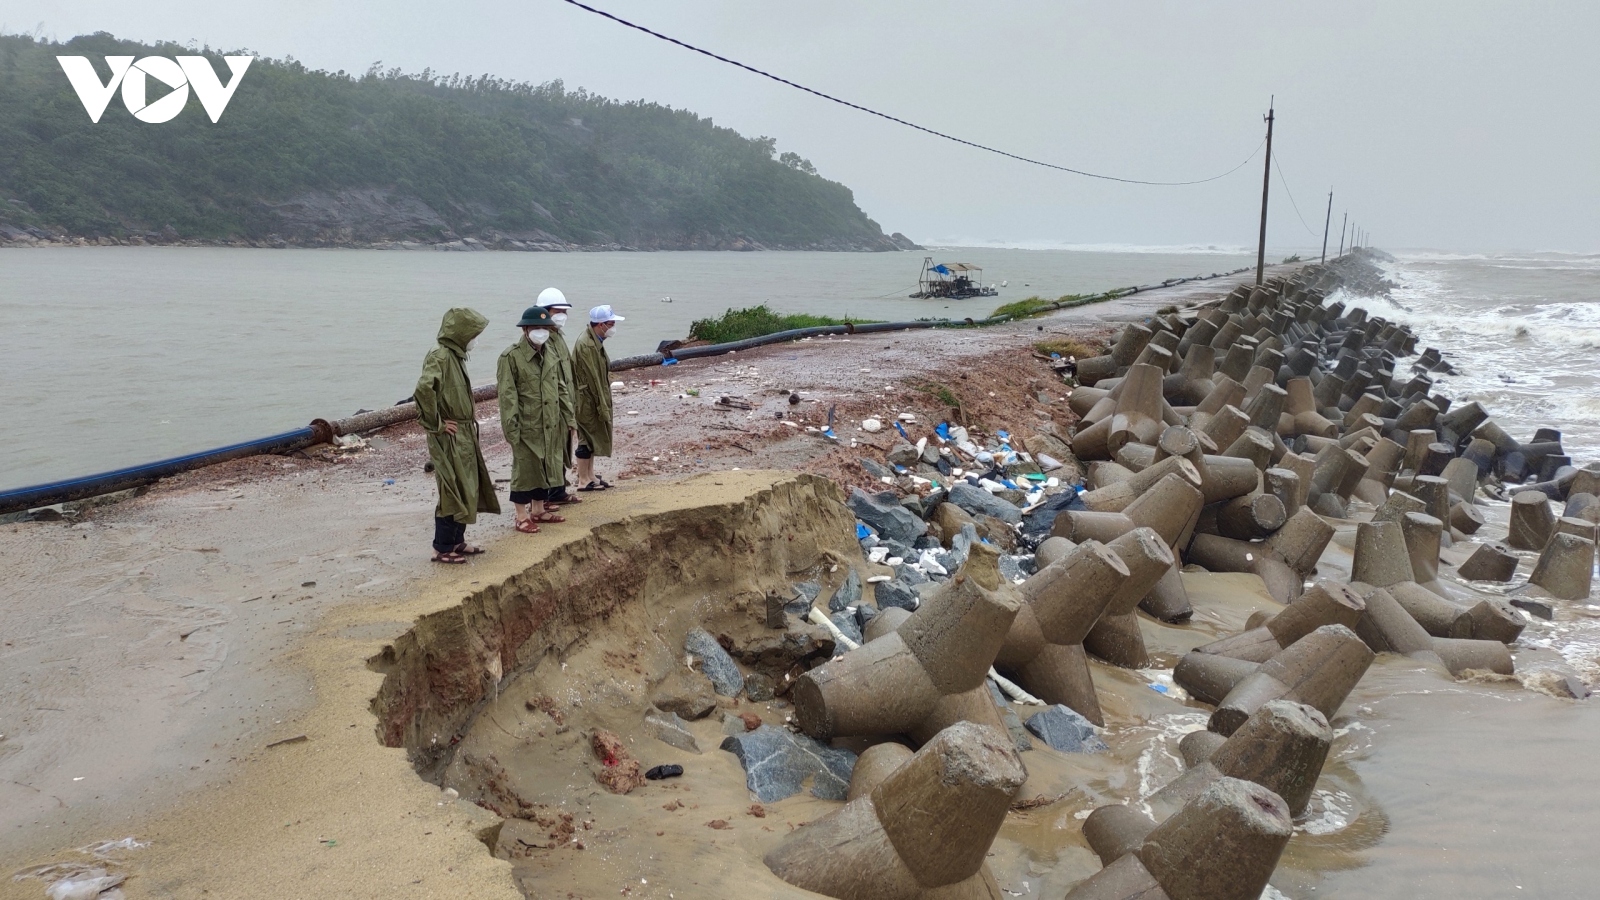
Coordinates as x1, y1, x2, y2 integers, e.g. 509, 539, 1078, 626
1338, 212, 1347, 256
1255, 100, 1275, 285
1321, 190, 1333, 264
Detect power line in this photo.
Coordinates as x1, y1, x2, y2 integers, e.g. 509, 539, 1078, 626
559, 0, 1265, 187
1271, 150, 1321, 240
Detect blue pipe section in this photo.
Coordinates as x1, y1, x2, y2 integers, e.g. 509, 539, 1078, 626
0, 427, 315, 516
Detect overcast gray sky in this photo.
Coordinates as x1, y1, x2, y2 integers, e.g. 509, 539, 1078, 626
8, 1, 1598, 253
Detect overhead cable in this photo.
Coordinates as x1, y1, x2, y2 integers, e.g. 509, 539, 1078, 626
559, 0, 1264, 186
1272, 151, 1323, 240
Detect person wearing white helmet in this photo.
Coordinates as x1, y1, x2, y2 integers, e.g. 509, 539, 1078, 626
573, 304, 624, 490
536, 287, 581, 507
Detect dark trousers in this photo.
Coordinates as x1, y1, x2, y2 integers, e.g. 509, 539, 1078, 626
509, 487, 560, 504
433, 516, 467, 553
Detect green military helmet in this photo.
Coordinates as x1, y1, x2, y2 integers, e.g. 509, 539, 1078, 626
517, 306, 555, 327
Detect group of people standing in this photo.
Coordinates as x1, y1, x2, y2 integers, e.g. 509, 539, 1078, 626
412, 291, 624, 563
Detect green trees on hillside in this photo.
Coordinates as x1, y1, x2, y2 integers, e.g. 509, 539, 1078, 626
0, 32, 904, 248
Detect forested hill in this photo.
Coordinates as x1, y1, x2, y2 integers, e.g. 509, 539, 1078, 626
0, 32, 917, 251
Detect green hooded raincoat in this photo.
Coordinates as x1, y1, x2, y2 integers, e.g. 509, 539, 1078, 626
414, 308, 500, 523
497, 335, 566, 492
573, 325, 614, 457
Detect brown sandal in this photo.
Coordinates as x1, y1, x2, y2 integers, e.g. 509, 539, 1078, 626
432, 550, 468, 564
531, 510, 566, 524
455, 543, 486, 555
515, 518, 540, 534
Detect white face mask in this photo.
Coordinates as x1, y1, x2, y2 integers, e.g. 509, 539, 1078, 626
466, 337, 477, 350
551, 312, 568, 326
528, 329, 551, 346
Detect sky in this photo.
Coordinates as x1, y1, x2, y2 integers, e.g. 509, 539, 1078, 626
7, 1, 1598, 254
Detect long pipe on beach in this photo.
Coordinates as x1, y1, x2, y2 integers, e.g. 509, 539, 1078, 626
1255, 100, 1275, 285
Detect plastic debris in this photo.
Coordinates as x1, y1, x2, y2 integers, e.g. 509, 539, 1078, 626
645, 764, 685, 780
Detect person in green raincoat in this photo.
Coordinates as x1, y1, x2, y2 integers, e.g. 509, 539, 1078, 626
574, 305, 624, 491
414, 307, 500, 563
536, 287, 580, 506
497, 306, 570, 534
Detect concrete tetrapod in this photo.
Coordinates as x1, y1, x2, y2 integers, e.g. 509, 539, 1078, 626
1054, 472, 1205, 622
992, 538, 1135, 724
1185, 507, 1335, 605
1193, 580, 1367, 663
1529, 532, 1596, 601
793, 543, 1020, 743
1073, 364, 1169, 460
1507, 491, 1557, 551
992, 531, 1171, 720
1208, 625, 1374, 737
1083, 529, 1179, 669
1065, 777, 1294, 900
764, 721, 1025, 900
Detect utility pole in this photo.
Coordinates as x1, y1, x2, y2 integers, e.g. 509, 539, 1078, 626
1338, 212, 1347, 256
1255, 99, 1275, 285
1320, 190, 1333, 264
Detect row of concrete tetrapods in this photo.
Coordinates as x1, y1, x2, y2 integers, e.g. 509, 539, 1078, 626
760, 253, 1600, 899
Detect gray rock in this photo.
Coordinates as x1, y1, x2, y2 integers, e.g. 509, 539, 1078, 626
921, 487, 948, 518
643, 708, 701, 753
899, 495, 926, 519
987, 681, 1033, 753
650, 669, 718, 720
998, 489, 1028, 507
1024, 704, 1109, 753
921, 445, 943, 466
744, 672, 777, 702
912, 534, 942, 551
874, 579, 920, 611
999, 554, 1033, 582
897, 564, 929, 586
830, 609, 863, 646
828, 569, 863, 612
849, 488, 927, 545
860, 457, 894, 480
720, 725, 857, 802
886, 441, 920, 468
855, 603, 879, 629
883, 539, 916, 562
685, 628, 744, 697
1510, 597, 1555, 621
937, 523, 977, 573
787, 582, 822, 616
949, 482, 1024, 526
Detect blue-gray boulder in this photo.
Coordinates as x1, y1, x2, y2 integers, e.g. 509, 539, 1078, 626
1024, 704, 1108, 753
786, 582, 822, 616
828, 569, 863, 612
849, 488, 927, 545
684, 628, 744, 697
948, 483, 1023, 526
720, 726, 857, 802
874, 579, 919, 611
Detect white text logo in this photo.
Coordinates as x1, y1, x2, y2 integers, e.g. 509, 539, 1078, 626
57, 55, 254, 123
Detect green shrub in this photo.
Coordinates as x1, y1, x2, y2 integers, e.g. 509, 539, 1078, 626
687, 304, 878, 343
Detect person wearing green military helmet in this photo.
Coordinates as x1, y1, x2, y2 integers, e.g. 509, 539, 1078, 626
497, 305, 569, 534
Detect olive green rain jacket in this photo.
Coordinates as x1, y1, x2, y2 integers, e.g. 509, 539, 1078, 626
546, 326, 577, 468
497, 336, 566, 492
573, 325, 614, 457
414, 308, 500, 523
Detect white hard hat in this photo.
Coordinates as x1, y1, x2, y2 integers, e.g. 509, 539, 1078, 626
589, 305, 625, 324
537, 287, 570, 309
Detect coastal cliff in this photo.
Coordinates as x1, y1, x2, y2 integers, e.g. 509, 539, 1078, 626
0, 33, 918, 252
